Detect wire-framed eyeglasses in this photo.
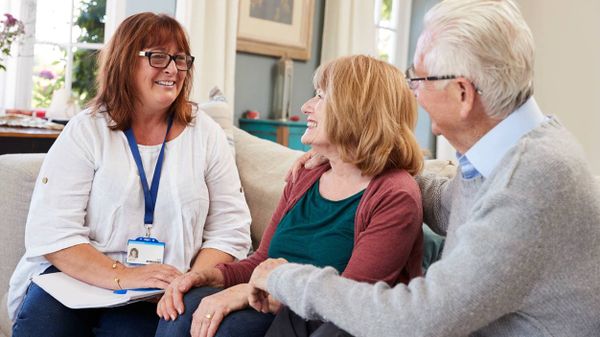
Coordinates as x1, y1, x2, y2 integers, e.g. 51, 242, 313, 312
405, 65, 456, 90
138, 51, 195, 71
405, 64, 482, 94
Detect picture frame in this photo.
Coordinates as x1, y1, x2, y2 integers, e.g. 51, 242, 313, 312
237, 0, 315, 61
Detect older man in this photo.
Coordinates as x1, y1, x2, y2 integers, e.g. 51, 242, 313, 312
248, 1, 600, 336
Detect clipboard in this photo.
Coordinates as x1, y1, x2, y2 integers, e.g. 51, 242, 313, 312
32, 272, 164, 309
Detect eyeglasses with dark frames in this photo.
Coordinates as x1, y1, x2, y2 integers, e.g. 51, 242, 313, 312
138, 51, 195, 71
405, 64, 482, 94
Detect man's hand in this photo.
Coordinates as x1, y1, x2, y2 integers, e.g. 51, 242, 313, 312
286, 150, 329, 183
248, 258, 288, 313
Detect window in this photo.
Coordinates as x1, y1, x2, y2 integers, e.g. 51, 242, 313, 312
32, 0, 106, 109
374, 0, 395, 62
0, 0, 122, 113
374, 0, 439, 158
374, 0, 412, 69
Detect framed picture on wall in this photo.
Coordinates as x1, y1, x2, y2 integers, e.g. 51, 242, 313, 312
237, 0, 315, 61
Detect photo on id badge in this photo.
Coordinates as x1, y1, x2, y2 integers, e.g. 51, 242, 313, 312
127, 238, 165, 265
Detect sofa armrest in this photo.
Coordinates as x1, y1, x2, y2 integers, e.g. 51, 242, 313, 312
0, 154, 45, 293
0, 153, 45, 337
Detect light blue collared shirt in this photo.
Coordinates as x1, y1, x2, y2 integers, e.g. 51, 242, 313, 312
457, 97, 547, 179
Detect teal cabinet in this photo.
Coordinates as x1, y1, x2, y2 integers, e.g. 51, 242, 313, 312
239, 118, 309, 151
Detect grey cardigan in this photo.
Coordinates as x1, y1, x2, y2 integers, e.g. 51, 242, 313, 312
266, 118, 600, 337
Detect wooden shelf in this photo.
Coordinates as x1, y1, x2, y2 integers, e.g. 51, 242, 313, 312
0, 127, 61, 155
0, 126, 61, 139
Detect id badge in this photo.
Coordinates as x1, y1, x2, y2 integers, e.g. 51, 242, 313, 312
127, 237, 165, 265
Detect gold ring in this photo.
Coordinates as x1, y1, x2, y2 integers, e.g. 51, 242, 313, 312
205, 313, 212, 319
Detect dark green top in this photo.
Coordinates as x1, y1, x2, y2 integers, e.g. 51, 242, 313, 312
268, 180, 364, 272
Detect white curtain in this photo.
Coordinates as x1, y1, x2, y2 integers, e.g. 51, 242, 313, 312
320, 0, 377, 64
176, 0, 238, 105
0, 0, 35, 111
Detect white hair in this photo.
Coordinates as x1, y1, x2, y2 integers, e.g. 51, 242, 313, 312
417, 0, 535, 118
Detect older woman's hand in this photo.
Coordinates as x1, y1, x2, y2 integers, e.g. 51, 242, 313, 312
285, 150, 328, 183
190, 283, 252, 337
248, 258, 288, 313
157, 268, 222, 321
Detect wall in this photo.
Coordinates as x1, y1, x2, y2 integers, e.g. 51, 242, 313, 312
518, 0, 600, 174
123, 0, 324, 125
125, 0, 175, 16
234, 0, 325, 124
408, 0, 440, 155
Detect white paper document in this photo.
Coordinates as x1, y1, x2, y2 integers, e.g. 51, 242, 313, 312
32, 272, 164, 309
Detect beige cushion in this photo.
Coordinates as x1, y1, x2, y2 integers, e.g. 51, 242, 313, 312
423, 159, 457, 178
199, 88, 235, 152
0, 293, 9, 337
233, 127, 304, 246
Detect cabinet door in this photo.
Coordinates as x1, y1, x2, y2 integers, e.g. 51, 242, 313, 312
287, 126, 310, 151
239, 119, 309, 152
239, 120, 278, 143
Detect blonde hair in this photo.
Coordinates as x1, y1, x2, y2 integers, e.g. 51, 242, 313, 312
90, 12, 194, 130
314, 55, 423, 176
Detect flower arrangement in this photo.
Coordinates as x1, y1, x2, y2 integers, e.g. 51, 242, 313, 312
0, 13, 25, 70
33, 68, 65, 108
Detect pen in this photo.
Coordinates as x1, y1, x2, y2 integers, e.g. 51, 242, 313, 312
113, 287, 160, 294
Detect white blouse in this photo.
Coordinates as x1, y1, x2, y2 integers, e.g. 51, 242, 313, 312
8, 107, 252, 319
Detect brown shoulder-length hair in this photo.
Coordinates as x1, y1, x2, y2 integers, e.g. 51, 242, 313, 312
314, 55, 423, 176
89, 12, 194, 130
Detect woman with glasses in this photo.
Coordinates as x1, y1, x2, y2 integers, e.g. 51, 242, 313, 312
9, 12, 251, 336
155, 55, 425, 337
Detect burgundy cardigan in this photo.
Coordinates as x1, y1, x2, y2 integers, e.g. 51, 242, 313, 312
216, 164, 423, 287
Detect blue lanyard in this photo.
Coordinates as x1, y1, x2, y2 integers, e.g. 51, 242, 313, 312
124, 115, 174, 227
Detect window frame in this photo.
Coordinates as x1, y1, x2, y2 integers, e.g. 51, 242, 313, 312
374, 0, 413, 69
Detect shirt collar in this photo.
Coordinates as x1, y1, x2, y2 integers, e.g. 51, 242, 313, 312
462, 97, 546, 178
456, 152, 481, 179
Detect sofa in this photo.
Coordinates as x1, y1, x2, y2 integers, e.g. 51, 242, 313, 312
0, 121, 464, 336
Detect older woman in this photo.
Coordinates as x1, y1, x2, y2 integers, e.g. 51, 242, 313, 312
9, 13, 251, 336
155, 55, 424, 337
